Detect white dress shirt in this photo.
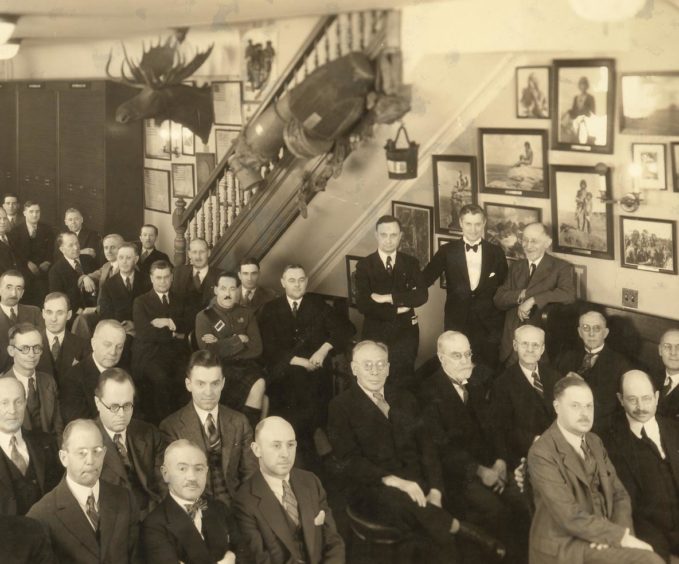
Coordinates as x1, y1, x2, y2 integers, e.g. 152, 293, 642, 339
169, 491, 204, 536
286, 296, 303, 312
664, 371, 679, 395
102, 426, 127, 446
13, 371, 38, 399
528, 254, 544, 273
155, 291, 170, 304
121, 271, 134, 287
0, 303, 17, 319
463, 238, 482, 291
0, 430, 30, 465
92, 356, 107, 374
65, 476, 100, 528
261, 471, 292, 506
193, 266, 208, 284
627, 415, 666, 459
193, 403, 219, 431
557, 422, 588, 459
377, 250, 397, 270
45, 329, 65, 350
519, 363, 540, 387
357, 381, 386, 408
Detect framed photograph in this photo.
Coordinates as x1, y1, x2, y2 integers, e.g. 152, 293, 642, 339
573, 264, 587, 301
621, 216, 677, 274
551, 165, 614, 260
242, 25, 277, 101
479, 129, 549, 197
181, 127, 195, 156
632, 143, 667, 191
171, 163, 195, 199
215, 129, 241, 163
391, 201, 433, 269
212, 81, 243, 126
516, 66, 551, 119
143, 168, 171, 213
483, 202, 542, 260
432, 155, 477, 234
671, 142, 679, 192
621, 72, 679, 135
436, 235, 461, 289
345, 255, 362, 308
144, 119, 172, 160
553, 58, 615, 154
195, 153, 216, 191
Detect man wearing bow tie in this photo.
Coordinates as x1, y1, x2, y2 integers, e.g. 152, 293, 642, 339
423, 204, 508, 370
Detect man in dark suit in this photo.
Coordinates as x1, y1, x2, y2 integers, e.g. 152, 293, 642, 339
656, 329, 679, 420
89, 233, 124, 304
60, 320, 126, 424
492, 325, 560, 471
4, 323, 63, 442
527, 375, 663, 564
235, 416, 344, 564
0, 207, 20, 276
2, 193, 23, 231
37, 292, 90, 386
355, 215, 428, 390
142, 438, 248, 564
605, 370, 679, 562
8, 201, 54, 307
132, 260, 190, 424
422, 204, 508, 369
556, 310, 632, 433
238, 256, 277, 318
0, 376, 61, 515
93, 367, 165, 518
137, 224, 172, 278
171, 238, 222, 330
0, 515, 54, 563
0, 270, 43, 373
494, 222, 576, 364
62, 208, 101, 264
259, 264, 354, 461
160, 350, 258, 508
27, 419, 140, 564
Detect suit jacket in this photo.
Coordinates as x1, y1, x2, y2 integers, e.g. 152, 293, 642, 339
0, 515, 55, 564
355, 251, 427, 342
527, 421, 633, 564
171, 264, 222, 327
0, 304, 43, 372
159, 402, 257, 505
96, 418, 166, 510
27, 477, 139, 564
259, 293, 354, 376
0, 237, 20, 276
240, 285, 277, 319
195, 304, 263, 361
48, 255, 98, 312
0, 428, 62, 515
137, 247, 171, 278
492, 361, 559, 469
327, 383, 443, 496
59, 354, 105, 424
2, 368, 63, 441
655, 370, 679, 421
142, 494, 247, 564
9, 222, 54, 269
556, 345, 632, 434
235, 468, 344, 564
99, 272, 151, 323
422, 238, 508, 334
36, 331, 90, 387
494, 253, 576, 362
76, 227, 101, 256
90, 262, 121, 309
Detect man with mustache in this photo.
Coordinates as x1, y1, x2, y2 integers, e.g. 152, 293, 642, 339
527, 375, 663, 564
604, 370, 679, 562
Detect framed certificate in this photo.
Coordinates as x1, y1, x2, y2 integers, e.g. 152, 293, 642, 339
171, 163, 195, 199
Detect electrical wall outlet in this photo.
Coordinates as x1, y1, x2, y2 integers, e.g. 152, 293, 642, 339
622, 288, 638, 309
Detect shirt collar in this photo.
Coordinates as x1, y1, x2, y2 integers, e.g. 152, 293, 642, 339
666, 370, 679, 386
169, 490, 203, 508
357, 381, 385, 401
65, 257, 79, 269
193, 403, 219, 427
154, 290, 169, 303
101, 424, 126, 445
66, 475, 100, 507
377, 250, 397, 267
0, 303, 17, 318
261, 471, 291, 499
46, 329, 65, 344
463, 237, 482, 247
193, 266, 208, 276
286, 296, 303, 310
519, 362, 539, 382
14, 370, 37, 384
585, 344, 605, 355
0, 429, 23, 452
626, 414, 659, 439
557, 422, 586, 453
528, 254, 544, 269
92, 356, 108, 374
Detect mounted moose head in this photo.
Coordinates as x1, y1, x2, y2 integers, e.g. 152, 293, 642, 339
106, 35, 214, 143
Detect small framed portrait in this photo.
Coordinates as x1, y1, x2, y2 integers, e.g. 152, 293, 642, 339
632, 143, 667, 191
621, 72, 679, 135
516, 66, 551, 119
436, 235, 461, 289
144, 119, 172, 160
345, 255, 362, 308
181, 127, 195, 156
483, 202, 542, 260
551, 164, 614, 260
171, 163, 195, 199
432, 155, 477, 234
553, 58, 615, 154
391, 201, 433, 269
620, 216, 677, 274
479, 128, 549, 198
143, 168, 171, 213
671, 142, 679, 192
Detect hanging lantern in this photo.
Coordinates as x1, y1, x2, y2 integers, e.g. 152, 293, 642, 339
384, 123, 418, 180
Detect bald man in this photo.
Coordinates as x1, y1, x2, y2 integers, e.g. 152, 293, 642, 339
656, 329, 679, 420
556, 310, 632, 433
235, 416, 344, 564
142, 439, 248, 564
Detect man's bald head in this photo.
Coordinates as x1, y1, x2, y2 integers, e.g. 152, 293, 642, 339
252, 416, 297, 478
0, 375, 25, 400
436, 330, 470, 354
254, 416, 296, 443
0, 376, 26, 434
618, 370, 658, 424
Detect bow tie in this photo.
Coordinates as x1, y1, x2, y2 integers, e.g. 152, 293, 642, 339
184, 497, 208, 519
465, 243, 479, 253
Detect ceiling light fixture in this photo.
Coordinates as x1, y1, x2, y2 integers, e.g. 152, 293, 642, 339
569, 0, 646, 22
0, 15, 18, 45
0, 39, 20, 60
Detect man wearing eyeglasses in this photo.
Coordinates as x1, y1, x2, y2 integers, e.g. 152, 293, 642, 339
3, 322, 63, 443
556, 310, 632, 433
655, 329, 679, 420
94, 367, 165, 519
27, 418, 140, 564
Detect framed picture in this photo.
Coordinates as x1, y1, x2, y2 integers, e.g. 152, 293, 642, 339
212, 81, 243, 126
553, 58, 615, 154
345, 255, 362, 308
483, 202, 542, 260
432, 155, 477, 234
436, 235, 461, 289
551, 164, 614, 260
632, 143, 667, 191
215, 128, 241, 163
620, 216, 676, 274
621, 72, 679, 135
181, 127, 195, 156
143, 168, 171, 213
195, 153, 216, 191
144, 119, 172, 160
479, 129, 549, 197
671, 142, 679, 192
171, 163, 195, 199
516, 66, 551, 119
573, 264, 587, 301
391, 201, 433, 269
242, 25, 277, 101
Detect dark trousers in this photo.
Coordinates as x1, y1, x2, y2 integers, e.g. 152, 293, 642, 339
635, 517, 679, 563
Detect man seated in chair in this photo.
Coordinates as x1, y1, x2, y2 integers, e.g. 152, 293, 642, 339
238, 257, 278, 319
137, 224, 172, 279
62, 208, 101, 264
656, 329, 679, 420
195, 271, 266, 430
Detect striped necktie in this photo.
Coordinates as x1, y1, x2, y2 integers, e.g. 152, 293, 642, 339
282, 480, 300, 526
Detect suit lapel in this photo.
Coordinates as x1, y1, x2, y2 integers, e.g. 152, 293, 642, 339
24, 433, 47, 491
552, 425, 590, 487
179, 405, 208, 450
36, 374, 51, 431
127, 422, 150, 492
252, 471, 297, 556
352, 385, 391, 427
659, 419, 679, 479
588, 433, 615, 517
452, 242, 471, 291
54, 479, 99, 558
527, 254, 552, 290
291, 470, 315, 560
98, 420, 128, 483
165, 496, 212, 562
98, 481, 120, 561
218, 406, 234, 479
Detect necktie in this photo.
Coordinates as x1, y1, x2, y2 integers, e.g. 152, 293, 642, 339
465, 243, 479, 253
74, 259, 83, 276
580, 437, 592, 462
9, 435, 27, 475
282, 480, 300, 527
86, 493, 99, 530
193, 271, 202, 291
113, 433, 132, 468
532, 371, 544, 397
29, 227, 36, 239
372, 392, 390, 418
663, 377, 673, 397
578, 352, 594, 375
528, 262, 536, 280
243, 289, 252, 305
161, 294, 169, 306
0, 235, 7, 245
9, 307, 16, 323
641, 426, 664, 459
385, 255, 393, 275
291, 301, 298, 318
205, 413, 220, 450
141, 249, 150, 262
26, 377, 41, 431
51, 336, 60, 361
184, 497, 208, 520
125, 276, 132, 292
457, 382, 469, 404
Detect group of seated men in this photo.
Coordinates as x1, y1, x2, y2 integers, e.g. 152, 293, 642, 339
0, 194, 677, 564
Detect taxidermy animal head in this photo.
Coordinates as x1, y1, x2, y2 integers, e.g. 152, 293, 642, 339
106, 32, 214, 143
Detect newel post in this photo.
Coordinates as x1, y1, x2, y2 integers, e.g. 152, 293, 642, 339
172, 197, 188, 266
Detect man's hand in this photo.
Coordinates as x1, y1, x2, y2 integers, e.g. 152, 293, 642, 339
620, 529, 654, 551
151, 318, 176, 331
237, 334, 249, 344
81, 307, 97, 315
493, 459, 507, 483
589, 542, 609, 551
517, 289, 527, 304
121, 320, 135, 335
290, 356, 316, 371
382, 475, 426, 507
39, 261, 51, 272
426, 488, 442, 508
477, 465, 500, 488
514, 458, 527, 493
370, 293, 393, 304
309, 343, 332, 368
518, 296, 536, 321
27, 261, 39, 275
396, 306, 411, 314
218, 550, 236, 564
80, 248, 97, 258
80, 275, 96, 293
201, 334, 218, 344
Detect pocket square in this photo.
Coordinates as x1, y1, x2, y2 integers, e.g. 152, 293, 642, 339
489, 272, 495, 278
314, 510, 325, 526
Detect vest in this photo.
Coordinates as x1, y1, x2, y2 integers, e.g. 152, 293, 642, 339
200, 423, 228, 502
0, 448, 41, 515
582, 450, 607, 518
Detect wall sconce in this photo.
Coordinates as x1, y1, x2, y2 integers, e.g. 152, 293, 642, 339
595, 162, 643, 213
0, 39, 20, 60
0, 15, 18, 45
